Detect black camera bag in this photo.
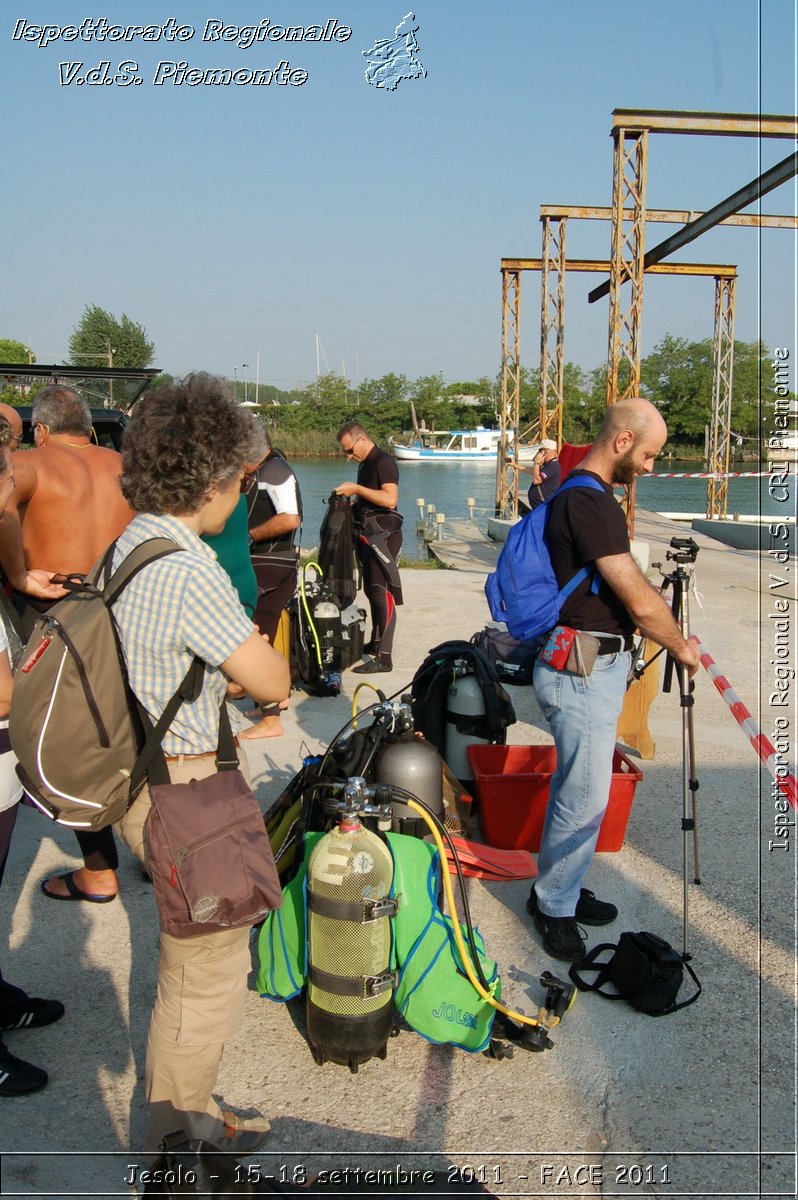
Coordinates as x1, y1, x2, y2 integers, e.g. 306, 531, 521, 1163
470, 627, 539, 686
568, 930, 701, 1016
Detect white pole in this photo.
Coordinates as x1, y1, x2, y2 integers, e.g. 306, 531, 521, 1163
255, 350, 260, 406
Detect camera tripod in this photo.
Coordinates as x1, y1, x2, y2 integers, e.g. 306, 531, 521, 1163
630, 537, 701, 960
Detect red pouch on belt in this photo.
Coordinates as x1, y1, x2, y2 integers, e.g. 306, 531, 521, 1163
539, 625, 577, 670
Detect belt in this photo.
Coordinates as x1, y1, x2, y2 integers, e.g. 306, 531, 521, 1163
590, 634, 634, 656
164, 736, 239, 763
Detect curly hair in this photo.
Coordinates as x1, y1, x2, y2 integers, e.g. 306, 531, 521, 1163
121, 373, 265, 515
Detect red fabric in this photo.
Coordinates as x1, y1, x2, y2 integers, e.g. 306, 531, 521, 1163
558, 441, 592, 479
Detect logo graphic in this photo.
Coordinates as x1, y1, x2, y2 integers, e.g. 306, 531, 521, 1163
431, 1002, 478, 1029
362, 12, 426, 91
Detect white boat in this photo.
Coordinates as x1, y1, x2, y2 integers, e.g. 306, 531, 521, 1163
390, 427, 539, 463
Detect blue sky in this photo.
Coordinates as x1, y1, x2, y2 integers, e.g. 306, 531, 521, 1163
2, 1, 796, 390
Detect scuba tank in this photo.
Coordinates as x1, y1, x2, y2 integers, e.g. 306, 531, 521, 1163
313, 595, 342, 695
373, 704, 444, 837
306, 778, 397, 1072
444, 661, 491, 784
293, 562, 342, 697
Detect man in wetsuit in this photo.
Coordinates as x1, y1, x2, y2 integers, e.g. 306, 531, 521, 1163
245, 434, 301, 736
335, 421, 402, 674
0, 386, 134, 904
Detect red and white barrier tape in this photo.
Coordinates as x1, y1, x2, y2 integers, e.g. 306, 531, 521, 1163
691, 636, 797, 809
644, 470, 787, 480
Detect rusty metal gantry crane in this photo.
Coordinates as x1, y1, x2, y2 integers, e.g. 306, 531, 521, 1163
497, 110, 798, 521
498, 252, 739, 518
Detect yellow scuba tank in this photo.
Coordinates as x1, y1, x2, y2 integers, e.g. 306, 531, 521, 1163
306, 780, 397, 1072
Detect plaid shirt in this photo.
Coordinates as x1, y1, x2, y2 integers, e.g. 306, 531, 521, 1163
112, 513, 255, 756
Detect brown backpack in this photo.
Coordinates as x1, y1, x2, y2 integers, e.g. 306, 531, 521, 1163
9, 538, 182, 831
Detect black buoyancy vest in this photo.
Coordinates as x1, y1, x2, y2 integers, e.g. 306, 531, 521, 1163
410, 640, 516, 754
317, 492, 357, 609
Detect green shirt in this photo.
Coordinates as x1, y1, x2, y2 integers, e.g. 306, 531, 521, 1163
202, 495, 258, 617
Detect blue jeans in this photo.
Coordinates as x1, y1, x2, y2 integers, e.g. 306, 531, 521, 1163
532, 649, 631, 917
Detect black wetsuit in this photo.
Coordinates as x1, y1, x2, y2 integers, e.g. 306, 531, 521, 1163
248, 451, 302, 643
353, 446, 402, 657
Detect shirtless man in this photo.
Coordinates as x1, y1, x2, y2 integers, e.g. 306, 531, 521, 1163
0, 386, 134, 903
0, 406, 22, 451
0, 386, 133, 634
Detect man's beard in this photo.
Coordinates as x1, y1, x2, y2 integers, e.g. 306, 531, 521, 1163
612, 447, 639, 485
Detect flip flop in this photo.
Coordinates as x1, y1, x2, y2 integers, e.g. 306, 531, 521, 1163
40, 871, 118, 904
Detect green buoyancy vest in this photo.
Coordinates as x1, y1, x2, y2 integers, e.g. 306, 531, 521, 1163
256, 829, 499, 1053
256, 832, 322, 1001
388, 833, 499, 1053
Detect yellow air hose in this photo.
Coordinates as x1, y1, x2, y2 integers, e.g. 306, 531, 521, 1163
299, 561, 324, 666
404, 796, 575, 1034
352, 683, 383, 721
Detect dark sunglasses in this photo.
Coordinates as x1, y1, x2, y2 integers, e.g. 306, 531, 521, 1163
341, 435, 364, 458
240, 471, 257, 495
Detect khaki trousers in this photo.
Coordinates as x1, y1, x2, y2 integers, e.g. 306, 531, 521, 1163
117, 749, 254, 1151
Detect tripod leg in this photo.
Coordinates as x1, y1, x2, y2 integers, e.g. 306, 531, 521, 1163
680, 585, 701, 888
676, 584, 700, 960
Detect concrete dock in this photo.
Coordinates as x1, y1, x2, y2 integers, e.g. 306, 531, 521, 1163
0, 511, 793, 1199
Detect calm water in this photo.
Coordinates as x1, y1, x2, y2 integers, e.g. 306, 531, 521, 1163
293, 457, 792, 560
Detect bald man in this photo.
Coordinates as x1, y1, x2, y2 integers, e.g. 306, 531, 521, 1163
527, 398, 700, 962
0, 406, 22, 451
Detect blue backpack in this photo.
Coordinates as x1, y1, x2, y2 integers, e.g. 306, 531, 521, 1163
485, 476, 605, 641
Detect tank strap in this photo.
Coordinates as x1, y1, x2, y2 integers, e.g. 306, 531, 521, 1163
307, 892, 398, 923
309, 965, 396, 998
445, 712, 489, 737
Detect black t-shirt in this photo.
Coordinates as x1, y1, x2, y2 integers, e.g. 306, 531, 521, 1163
546, 469, 633, 636
354, 445, 401, 526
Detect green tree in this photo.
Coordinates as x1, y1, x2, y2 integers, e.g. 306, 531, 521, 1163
355, 373, 409, 407
0, 386, 23, 407
0, 338, 34, 363
69, 305, 155, 371
640, 335, 772, 445
639, 335, 712, 442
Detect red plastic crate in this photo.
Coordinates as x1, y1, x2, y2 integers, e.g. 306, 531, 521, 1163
467, 743, 643, 853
